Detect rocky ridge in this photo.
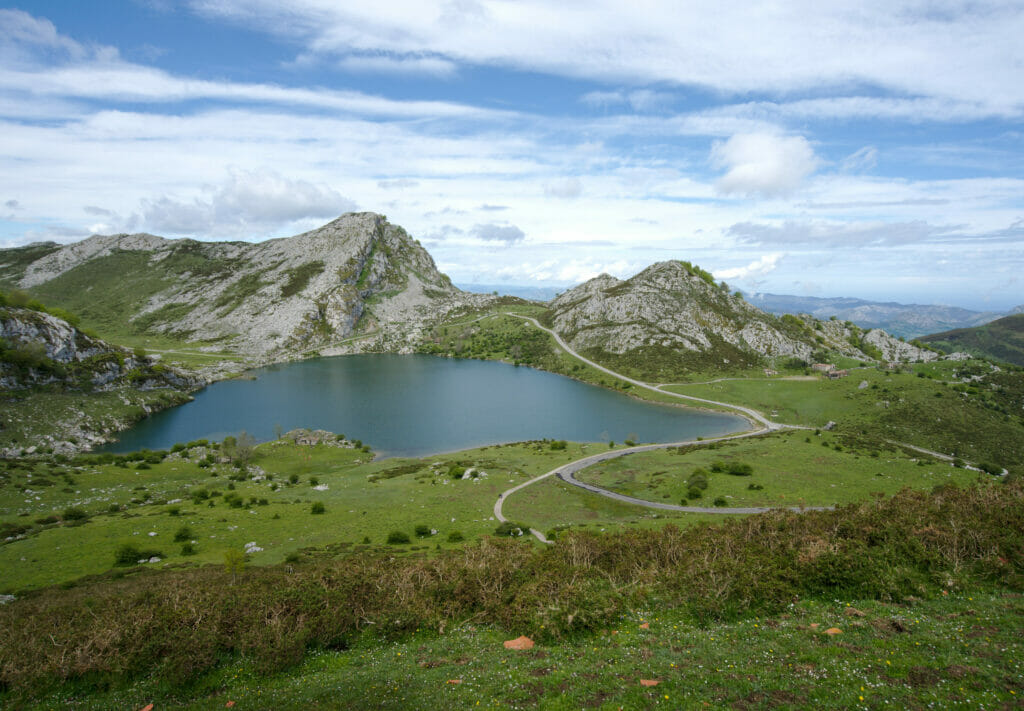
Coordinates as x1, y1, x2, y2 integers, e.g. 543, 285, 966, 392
0, 306, 197, 391
4, 213, 493, 357
545, 261, 937, 368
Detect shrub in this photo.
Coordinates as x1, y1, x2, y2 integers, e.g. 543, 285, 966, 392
447, 531, 464, 542
173, 525, 192, 542
113, 544, 161, 566
386, 530, 410, 544
310, 502, 325, 515
166, 506, 181, 516
61, 507, 88, 522
710, 461, 725, 473
549, 440, 567, 451
686, 487, 703, 500
309, 477, 319, 486
726, 462, 753, 476
289, 474, 300, 484
494, 521, 529, 537
688, 469, 709, 489
713, 496, 728, 507
414, 524, 431, 538
180, 543, 196, 556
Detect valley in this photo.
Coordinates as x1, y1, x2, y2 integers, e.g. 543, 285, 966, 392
1, 214, 1021, 709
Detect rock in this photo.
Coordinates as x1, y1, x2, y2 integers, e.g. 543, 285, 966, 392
503, 636, 535, 650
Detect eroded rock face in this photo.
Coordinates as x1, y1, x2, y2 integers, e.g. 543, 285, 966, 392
11, 213, 493, 357
547, 260, 935, 364
0, 307, 199, 391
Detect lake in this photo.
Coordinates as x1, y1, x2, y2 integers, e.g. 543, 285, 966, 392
104, 354, 747, 457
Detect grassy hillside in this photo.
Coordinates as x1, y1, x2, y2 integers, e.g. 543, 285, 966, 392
1, 480, 1021, 707
920, 313, 1024, 366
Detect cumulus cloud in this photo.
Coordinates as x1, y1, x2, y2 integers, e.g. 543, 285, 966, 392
711, 132, 820, 197
544, 177, 582, 199
141, 168, 356, 237
469, 223, 525, 244
714, 253, 783, 281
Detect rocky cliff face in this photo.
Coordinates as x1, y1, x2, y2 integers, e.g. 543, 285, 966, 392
4, 213, 492, 357
546, 261, 935, 369
0, 306, 197, 391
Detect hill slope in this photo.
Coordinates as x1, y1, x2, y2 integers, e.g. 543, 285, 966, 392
920, 313, 1024, 366
0, 213, 490, 356
542, 261, 934, 380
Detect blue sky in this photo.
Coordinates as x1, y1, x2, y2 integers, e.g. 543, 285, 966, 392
1, 1, 1022, 309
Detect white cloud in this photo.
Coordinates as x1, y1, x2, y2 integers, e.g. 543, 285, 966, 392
714, 253, 783, 281
711, 133, 820, 198
544, 177, 582, 199
840, 146, 878, 174
469, 223, 525, 244
337, 54, 457, 77
189, 1, 1024, 113
140, 168, 356, 237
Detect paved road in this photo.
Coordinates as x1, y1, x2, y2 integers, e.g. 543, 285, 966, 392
504, 314, 789, 431
493, 314, 822, 542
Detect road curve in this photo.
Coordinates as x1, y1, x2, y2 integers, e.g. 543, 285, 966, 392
504, 314, 786, 431
493, 313, 823, 542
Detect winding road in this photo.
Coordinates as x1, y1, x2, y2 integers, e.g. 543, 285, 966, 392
492, 314, 819, 543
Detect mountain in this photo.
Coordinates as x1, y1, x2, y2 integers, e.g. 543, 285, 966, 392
543, 261, 934, 380
919, 314, 1024, 366
744, 292, 1004, 339
0, 213, 491, 356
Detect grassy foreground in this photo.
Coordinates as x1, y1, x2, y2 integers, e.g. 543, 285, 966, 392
15, 588, 1021, 710
1, 480, 1021, 707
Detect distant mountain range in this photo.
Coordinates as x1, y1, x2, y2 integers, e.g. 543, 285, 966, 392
0, 214, 945, 372
743, 292, 1018, 339
457, 283, 563, 302
919, 314, 1024, 367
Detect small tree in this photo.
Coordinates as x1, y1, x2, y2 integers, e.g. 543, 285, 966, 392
224, 548, 246, 583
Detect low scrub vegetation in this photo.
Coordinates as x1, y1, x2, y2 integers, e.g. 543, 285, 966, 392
1, 481, 1020, 698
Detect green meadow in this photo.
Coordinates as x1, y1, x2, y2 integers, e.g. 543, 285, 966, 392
573, 430, 984, 509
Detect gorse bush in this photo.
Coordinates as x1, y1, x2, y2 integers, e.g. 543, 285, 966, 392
1, 482, 1021, 696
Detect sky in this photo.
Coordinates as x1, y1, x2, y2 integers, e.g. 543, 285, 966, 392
1, 1, 1022, 310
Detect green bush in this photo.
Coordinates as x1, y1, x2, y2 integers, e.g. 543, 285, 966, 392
61, 507, 88, 522
494, 521, 529, 537
180, 543, 196, 556
386, 530, 410, 544
113, 543, 162, 566
310, 502, 325, 515
173, 526, 192, 542
447, 531, 464, 542
414, 524, 431, 538
686, 487, 703, 500
725, 462, 753, 476
713, 496, 728, 507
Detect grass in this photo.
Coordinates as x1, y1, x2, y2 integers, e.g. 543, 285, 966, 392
1, 480, 1021, 706
0, 438, 618, 592
0, 387, 191, 456
661, 361, 1024, 473
13, 587, 1020, 710
572, 430, 984, 509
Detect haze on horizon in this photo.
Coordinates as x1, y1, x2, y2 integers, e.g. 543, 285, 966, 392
0, 1, 1021, 311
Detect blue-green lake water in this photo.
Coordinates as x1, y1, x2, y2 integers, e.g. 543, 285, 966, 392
104, 354, 746, 457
